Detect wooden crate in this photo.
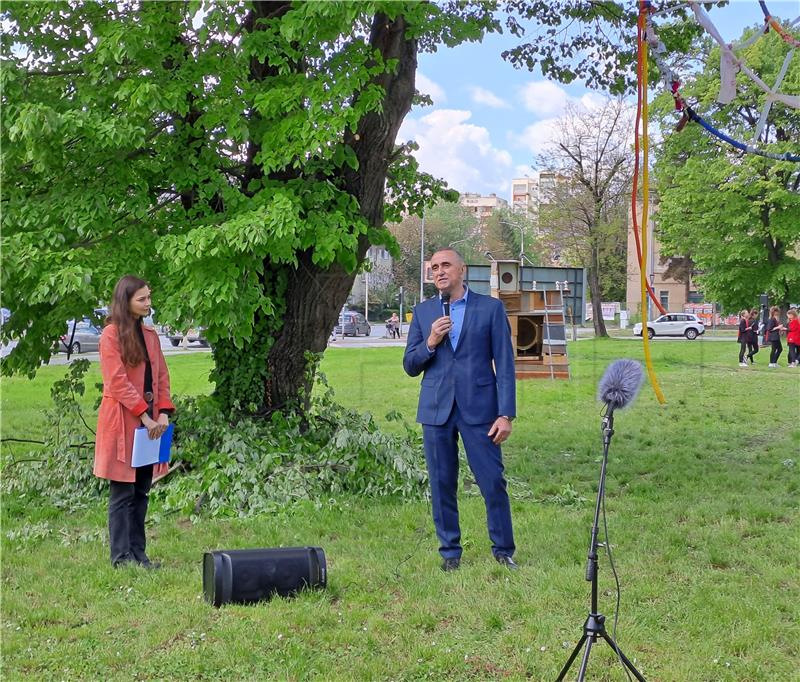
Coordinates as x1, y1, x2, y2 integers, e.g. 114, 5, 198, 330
499, 291, 521, 312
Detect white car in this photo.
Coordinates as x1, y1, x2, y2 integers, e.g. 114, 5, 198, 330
633, 313, 705, 340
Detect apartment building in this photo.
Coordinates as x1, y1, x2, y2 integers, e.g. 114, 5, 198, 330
459, 192, 508, 223
510, 171, 566, 220
625, 194, 701, 317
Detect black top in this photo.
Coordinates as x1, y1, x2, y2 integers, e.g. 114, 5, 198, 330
766, 318, 781, 343
135, 322, 153, 405
747, 319, 759, 343
738, 318, 748, 341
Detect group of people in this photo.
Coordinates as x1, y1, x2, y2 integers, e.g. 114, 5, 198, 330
102, 264, 800, 578
96, 259, 519, 573
738, 306, 800, 368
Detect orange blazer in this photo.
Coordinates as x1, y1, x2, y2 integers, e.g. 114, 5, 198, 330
93, 324, 175, 482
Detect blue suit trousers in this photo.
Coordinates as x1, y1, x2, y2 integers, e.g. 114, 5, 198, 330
422, 404, 515, 560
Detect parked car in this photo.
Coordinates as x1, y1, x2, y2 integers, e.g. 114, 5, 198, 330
60, 320, 102, 353
333, 311, 371, 337
166, 327, 209, 347
633, 313, 705, 340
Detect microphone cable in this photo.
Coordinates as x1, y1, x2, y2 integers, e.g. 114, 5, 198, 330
599, 415, 634, 682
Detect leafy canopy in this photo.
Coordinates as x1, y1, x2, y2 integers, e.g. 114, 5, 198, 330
1, 1, 496, 375
652, 28, 800, 310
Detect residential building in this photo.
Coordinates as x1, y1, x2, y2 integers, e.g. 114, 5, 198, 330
511, 176, 539, 214
459, 192, 508, 223
510, 171, 567, 221
349, 245, 393, 307
626, 194, 702, 318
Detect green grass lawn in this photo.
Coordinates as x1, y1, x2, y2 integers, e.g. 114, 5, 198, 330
2, 339, 799, 680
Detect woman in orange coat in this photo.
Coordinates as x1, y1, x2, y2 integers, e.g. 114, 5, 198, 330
94, 275, 175, 568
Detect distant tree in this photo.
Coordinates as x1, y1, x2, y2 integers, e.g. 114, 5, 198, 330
536, 99, 633, 336
652, 29, 800, 312
388, 199, 479, 302
481, 207, 545, 265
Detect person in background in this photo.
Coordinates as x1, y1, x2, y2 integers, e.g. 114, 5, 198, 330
786, 308, 799, 368
389, 311, 401, 339
746, 309, 760, 364
737, 310, 750, 367
94, 275, 175, 568
765, 306, 786, 368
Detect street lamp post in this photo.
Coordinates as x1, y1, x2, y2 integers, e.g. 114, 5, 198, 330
399, 286, 404, 337
448, 236, 471, 249
500, 219, 528, 264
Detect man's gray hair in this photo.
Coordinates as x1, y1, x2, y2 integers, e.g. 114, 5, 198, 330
431, 247, 465, 265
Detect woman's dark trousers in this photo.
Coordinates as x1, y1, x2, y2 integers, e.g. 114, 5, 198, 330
109, 464, 153, 565
770, 340, 783, 364
747, 341, 758, 363
738, 342, 748, 363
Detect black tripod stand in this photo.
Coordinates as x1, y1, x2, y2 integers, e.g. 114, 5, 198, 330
556, 410, 646, 681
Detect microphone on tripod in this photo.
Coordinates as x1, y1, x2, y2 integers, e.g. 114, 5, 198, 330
441, 292, 451, 317
556, 358, 648, 682
598, 359, 644, 415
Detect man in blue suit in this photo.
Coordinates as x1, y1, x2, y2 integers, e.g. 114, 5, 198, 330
403, 248, 518, 572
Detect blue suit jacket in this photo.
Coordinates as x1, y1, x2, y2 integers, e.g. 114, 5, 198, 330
403, 290, 516, 426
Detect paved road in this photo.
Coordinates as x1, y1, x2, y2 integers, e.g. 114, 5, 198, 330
41, 326, 739, 365
47, 336, 211, 366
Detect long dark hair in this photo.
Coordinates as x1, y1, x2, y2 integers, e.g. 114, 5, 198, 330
109, 275, 148, 366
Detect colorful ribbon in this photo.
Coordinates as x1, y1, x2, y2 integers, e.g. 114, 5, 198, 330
636, 2, 667, 405
759, 1, 800, 49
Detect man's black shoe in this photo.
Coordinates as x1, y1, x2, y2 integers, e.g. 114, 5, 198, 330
441, 558, 461, 572
495, 555, 519, 571
112, 553, 136, 568
138, 558, 161, 570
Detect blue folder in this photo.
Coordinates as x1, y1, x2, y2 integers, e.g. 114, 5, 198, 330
131, 424, 174, 467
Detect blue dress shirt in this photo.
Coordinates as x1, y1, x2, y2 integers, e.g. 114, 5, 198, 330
444, 286, 468, 351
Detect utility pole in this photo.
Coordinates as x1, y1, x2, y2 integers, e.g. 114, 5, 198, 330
419, 213, 425, 302
500, 219, 527, 263
399, 286, 404, 337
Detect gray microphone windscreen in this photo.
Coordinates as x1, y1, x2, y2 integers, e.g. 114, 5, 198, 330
597, 359, 644, 411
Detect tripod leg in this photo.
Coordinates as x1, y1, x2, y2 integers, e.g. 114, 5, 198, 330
555, 634, 587, 681
576, 635, 594, 680
600, 632, 647, 682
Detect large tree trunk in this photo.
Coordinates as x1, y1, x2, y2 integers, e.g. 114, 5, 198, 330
589, 238, 608, 337
211, 256, 358, 413
212, 10, 417, 414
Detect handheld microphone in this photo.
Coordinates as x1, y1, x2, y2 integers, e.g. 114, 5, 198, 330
597, 359, 644, 413
442, 292, 451, 317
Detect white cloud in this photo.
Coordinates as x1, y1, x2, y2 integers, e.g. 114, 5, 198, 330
515, 85, 625, 157
519, 81, 611, 119
577, 92, 607, 111
469, 86, 510, 109
518, 118, 561, 157
520, 81, 569, 117
514, 164, 534, 178
416, 72, 446, 105
399, 109, 513, 195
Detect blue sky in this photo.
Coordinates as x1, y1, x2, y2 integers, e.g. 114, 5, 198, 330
398, 1, 798, 197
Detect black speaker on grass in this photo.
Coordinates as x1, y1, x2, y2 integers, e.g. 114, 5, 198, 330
203, 546, 327, 607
